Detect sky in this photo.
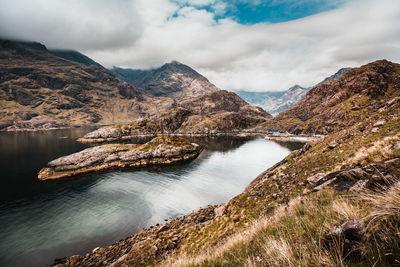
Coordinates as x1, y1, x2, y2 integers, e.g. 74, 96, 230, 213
0, 0, 399, 92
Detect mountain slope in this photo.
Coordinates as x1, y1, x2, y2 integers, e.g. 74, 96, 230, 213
0, 39, 163, 130
49, 49, 104, 68
272, 60, 400, 134
237, 68, 350, 115
111, 61, 219, 99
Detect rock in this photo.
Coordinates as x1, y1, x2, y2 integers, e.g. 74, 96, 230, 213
322, 219, 365, 258
349, 180, 368, 192
214, 204, 226, 217
307, 173, 326, 185
328, 141, 337, 149
150, 245, 158, 256
38, 136, 202, 180
371, 127, 379, 133
373, 120, 386, 127
157, 225, 169, 233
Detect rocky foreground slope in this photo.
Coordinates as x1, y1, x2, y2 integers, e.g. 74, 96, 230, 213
38, 136, 202, 180
56, 60, 400, 266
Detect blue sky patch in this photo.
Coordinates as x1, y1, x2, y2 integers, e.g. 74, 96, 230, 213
176, 0, 351, 24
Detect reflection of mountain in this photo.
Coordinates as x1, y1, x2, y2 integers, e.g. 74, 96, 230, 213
270, 140, 305, 151
187, 136, 254, 152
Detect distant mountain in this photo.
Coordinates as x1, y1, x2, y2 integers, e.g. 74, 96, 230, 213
111, 61, 219, 99
235, 85, 307, 115
314, 67, 351, 87
235, 68, 350, 115
50, 49, 104, 68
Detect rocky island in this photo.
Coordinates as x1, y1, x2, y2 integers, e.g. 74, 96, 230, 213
38, 136, 202, 180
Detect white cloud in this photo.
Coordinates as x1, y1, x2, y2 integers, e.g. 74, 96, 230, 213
0, 0, 142, 50
1, 0, 400, 91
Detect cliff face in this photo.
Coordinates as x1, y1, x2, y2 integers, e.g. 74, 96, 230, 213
111, 61, 219, 99
0, 39, 163, 130
272, 60, 400, 134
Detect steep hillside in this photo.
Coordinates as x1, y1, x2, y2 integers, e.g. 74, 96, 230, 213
237, 68, 350, 115
0, 39, 173, 130
79, 90, 271, 142
111, 61, 219, 99
271, 60, 400, 134
58, 60, 400, 267
49, 49, 104, 68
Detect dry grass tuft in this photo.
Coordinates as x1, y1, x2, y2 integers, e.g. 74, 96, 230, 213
160, 182, 400, 267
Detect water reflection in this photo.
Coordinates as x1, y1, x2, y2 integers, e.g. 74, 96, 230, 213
0, 129, 302, 267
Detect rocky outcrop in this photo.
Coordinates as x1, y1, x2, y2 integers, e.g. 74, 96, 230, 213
38, 137, 202, 180
306, 158, 400, 193
4, 115, 69, 131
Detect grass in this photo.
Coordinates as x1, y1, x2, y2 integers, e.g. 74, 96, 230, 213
162, 182, 400, 267
147, 98, 400, 267
139, 136, 193, 151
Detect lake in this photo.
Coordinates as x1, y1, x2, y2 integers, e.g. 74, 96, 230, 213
0, 128, 303, 267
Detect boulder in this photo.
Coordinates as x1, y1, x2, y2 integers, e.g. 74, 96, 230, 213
322, 219, 365, 259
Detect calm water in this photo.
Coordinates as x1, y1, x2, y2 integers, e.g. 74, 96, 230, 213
0, 128, 302, 267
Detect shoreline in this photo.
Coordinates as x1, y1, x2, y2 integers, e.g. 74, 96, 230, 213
77, 131, 323, 144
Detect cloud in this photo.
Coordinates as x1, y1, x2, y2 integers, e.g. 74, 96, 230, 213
1, 0, 399, 91
0, 0, 143, 50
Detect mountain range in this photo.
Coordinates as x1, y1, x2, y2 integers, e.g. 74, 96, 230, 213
236, 68, 350, 115
0, 39, 269, 131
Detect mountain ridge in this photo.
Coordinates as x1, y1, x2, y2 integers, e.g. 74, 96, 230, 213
111, 61, 219, 99
236, 67, 350, 115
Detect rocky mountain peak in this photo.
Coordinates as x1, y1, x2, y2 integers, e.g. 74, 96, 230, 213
111, 61, 219, 99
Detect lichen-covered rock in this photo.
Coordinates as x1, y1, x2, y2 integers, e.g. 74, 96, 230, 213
322, 219, 365, 259
38, 137, 202, 180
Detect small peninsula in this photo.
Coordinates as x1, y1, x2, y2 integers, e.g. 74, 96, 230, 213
38, 136, 202, 180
